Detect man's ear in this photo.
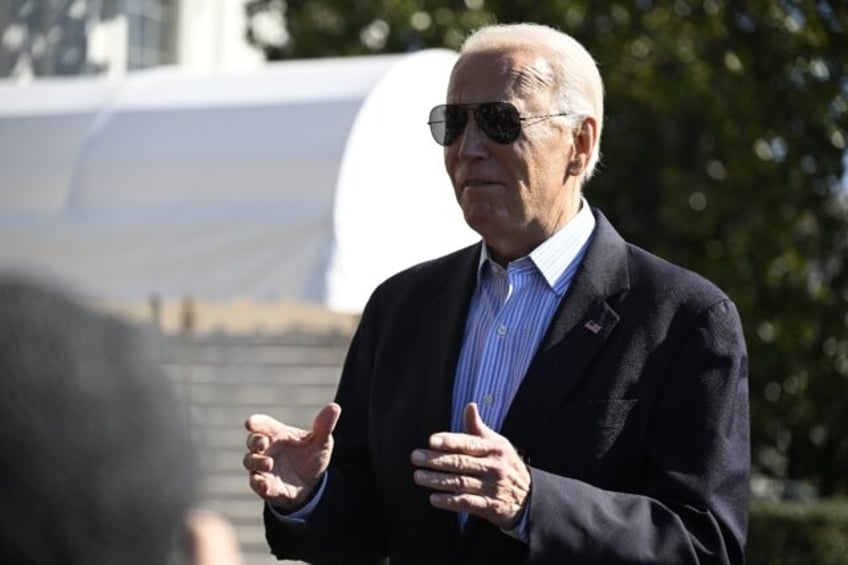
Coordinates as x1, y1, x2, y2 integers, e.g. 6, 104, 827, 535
571, 116, 598, 174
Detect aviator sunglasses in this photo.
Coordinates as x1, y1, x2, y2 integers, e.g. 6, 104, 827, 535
427, 101, 572, 146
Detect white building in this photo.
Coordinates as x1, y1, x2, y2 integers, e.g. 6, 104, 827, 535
0, 48, 475, 316
1, 0, 263, 79
0, 2, 477, 322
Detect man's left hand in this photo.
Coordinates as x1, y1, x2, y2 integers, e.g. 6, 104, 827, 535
411, 402, 531, 529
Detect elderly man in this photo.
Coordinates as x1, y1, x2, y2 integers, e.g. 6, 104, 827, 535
244, 23, 749, 564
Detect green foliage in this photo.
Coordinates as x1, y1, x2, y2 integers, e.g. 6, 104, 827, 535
747, 499, 848, 565
245, 0, 848, 494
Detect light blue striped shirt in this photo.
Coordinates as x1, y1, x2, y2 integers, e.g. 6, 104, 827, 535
276, 202, 595, 530
451, 202, 596, 435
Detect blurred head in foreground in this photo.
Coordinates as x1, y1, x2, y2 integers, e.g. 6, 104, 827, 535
0, 274, 237, 565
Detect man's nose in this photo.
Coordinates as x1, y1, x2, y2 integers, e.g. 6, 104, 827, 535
457, 112, 490, 158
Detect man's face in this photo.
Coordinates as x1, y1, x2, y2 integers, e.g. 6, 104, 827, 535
445, 47, 579, 263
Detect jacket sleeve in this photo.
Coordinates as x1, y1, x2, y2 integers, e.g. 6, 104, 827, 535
263, 293, 387, 564
525, 299, 750, 564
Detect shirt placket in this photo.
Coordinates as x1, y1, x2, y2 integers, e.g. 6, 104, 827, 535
471, 262, 531, 432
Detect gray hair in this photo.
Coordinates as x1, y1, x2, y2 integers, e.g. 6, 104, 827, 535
459, 23, 605, 183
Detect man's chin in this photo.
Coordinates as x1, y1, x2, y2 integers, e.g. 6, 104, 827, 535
462, 212, 509, 242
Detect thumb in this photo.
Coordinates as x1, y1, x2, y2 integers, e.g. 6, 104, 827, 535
463, 402, 494, 438
244, 413, 288, 438
311, 402, 342, 443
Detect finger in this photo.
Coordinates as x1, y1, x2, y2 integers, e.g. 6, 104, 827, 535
411, 448, 487, 474
245, 413, 291, 437
246, 432, 270, 453
248, 472, 272, 497
242, 452, 273, 473
428, 491, 487, 515
427, 431, 493, 456
413, 469, 484, 493
310, 403, 342, 443
431, 490, 526, 530
463, 402, 495, 438
245, 413, 312, 447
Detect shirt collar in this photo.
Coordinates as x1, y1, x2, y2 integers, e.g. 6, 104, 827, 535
477, 198, 596, 291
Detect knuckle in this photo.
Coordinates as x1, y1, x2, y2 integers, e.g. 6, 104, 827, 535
247, 433, 267, 452
491, 443, 509, 459
494, 461, 512, 479
446, 475, 460, 491
452, 455, 467, 472
456, 455, 480, 474
248, 474, 263, 494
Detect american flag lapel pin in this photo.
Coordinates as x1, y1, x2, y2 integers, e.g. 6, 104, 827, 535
584, 320, 603, 334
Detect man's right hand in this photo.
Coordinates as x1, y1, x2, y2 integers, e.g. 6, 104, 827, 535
243, 403, 342, 511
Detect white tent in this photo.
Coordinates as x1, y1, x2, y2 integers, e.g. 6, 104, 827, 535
0, 49, 477, 313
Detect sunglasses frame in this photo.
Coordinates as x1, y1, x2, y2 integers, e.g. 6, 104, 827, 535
427, 101, 573, 146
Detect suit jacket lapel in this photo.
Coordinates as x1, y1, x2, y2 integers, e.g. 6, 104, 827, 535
416, 243, 481, 438
500, 210, 630, 455
411, 244, 480, 547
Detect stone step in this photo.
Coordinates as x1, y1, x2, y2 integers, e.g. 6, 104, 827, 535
202, 497, 266, 520
161, 330, 346, 565
163, 343, 350, 366
192, 406, 329, 433
164, 330, 353, 346
184, 404, 331, 427
166, 364, 343, 386
181, 383, 337, 406
204, 473, 262, 497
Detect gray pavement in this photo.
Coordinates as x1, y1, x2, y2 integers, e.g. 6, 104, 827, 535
162, 329, 352, 565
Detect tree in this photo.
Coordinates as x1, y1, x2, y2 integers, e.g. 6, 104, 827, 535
0, 0, 122, 78
246, 0, 848, 496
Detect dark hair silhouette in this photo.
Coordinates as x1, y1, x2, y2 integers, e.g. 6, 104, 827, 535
0, 274, 196, 565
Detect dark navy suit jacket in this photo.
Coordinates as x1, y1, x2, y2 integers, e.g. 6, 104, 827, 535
264, 209, 750, 564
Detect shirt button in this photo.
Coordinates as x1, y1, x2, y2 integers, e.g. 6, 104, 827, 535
483, 393, 494, 405
497, 325, 507, 336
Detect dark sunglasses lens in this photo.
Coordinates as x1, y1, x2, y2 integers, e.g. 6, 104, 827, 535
428, 105, 468, 146
476, 102, 522, 144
